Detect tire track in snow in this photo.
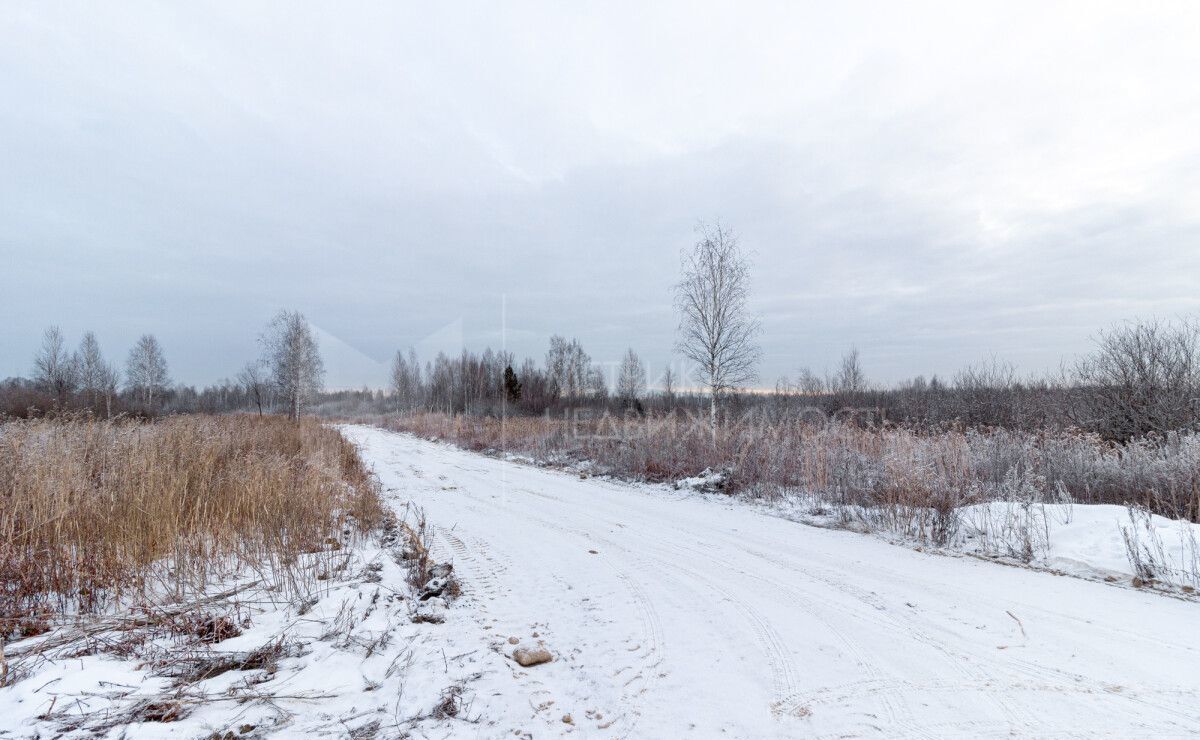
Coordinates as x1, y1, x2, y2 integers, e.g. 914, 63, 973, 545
345, 427, 1200, 739
563, 499, 1049, 736
497, 483, 916, 734
609, 568, 666, 738
531, 501, 1021, 737
445, 465, 1195, 736
466, 493, 668, 739
651, 518, 1200, 735
491, 486, 913, 734
638, 527, 1042, 736
431, 487, 667, 738
641, 540, 924, 737
733, 541, 1200, 731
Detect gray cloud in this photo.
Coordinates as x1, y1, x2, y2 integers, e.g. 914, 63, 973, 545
2, 2, 1199, 388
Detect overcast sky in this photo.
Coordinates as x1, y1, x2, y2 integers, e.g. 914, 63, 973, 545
2, 2, 1199, 389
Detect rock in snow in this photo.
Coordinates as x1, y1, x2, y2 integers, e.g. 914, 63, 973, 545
512, 645, 553, 666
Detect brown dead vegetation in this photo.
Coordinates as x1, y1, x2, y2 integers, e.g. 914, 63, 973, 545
381, 411, 1200, 525
0, 415, 384, 637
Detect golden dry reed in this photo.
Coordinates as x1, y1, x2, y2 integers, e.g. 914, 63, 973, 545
0, 416, 383, 632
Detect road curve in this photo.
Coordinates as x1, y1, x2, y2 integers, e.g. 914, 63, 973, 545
345, 425, 1200, 739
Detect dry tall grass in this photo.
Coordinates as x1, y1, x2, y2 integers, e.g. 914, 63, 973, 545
0, 416, 383, 635
377, 411, 1200, 527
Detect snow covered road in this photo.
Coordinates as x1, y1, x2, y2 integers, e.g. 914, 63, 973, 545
345, 425, 1200, 739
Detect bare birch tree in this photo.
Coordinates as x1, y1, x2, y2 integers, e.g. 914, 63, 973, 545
796, 366, 825, 396
616, 348, 647, 404
32, 326, 78, 406
237, 360, 268, 416
99, 359, 119, 417
545, 335, 594, 402
674, 223, 761, 434
661, 365, 677, 406
125, 334, 170, 408
261, 310, 324, 420
834, 347, 867, 395
75, 331, 119, 413
390, 347, 422, 411
77, 331, 103, 408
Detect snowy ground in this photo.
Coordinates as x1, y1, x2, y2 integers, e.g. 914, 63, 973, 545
5, 425, 1200, 738
0, 507, 497, 739
954, 501, 1200, 585
343, 424, 1200, 739
766, 497, 1200, 589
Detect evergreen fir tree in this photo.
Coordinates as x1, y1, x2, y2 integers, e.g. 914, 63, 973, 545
503, 365, 522, 403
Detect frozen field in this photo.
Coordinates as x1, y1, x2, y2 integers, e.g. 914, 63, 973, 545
345, 424, 1200, 739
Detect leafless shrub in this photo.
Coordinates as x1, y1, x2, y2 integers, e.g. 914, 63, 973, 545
1071, 318, 1200, 442
954, 356, 1018, 428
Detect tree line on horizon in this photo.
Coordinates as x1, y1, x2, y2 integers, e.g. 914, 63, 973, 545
3, 310, 324, 421
4, 222, 1199, 443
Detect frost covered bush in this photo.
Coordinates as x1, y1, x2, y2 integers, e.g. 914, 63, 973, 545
1119, 505, 1200, 586
380, 412, 1200, 531
958, 500, 1056, 563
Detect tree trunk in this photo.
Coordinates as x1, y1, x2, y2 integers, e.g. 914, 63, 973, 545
709, 387, 718, 443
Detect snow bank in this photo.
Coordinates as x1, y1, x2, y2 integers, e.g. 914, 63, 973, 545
952, 502, 1200, 586
770, 494, 1200, 590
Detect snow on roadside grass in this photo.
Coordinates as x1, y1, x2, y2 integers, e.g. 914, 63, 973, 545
0, 502, 505, 740
769, 494, 1200, 594
956, 502, 1200, 586
403, 421, 1200, 597
660, 455, 1200, 594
